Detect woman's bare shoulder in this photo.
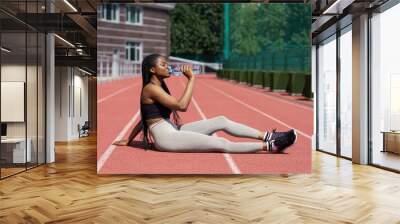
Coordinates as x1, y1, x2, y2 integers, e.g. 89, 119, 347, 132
143, 83, 159, 95
143, 83, 165, 95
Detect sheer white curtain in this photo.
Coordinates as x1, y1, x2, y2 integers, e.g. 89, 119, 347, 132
318, 35, 337, 154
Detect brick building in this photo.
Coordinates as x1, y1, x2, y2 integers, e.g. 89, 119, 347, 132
97, 3, 175, 79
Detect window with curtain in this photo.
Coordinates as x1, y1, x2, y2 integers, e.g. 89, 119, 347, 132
125, 42, 141, 62
317, 35, 337, 154
126, 5, 142, 24
100, 4, 119, 22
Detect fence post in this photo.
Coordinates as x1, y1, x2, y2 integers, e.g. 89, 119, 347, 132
99, 56, 103, 77
105, 60, 109, 77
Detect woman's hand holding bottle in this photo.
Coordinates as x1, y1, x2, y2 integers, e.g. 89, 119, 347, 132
180, 64, 194, 80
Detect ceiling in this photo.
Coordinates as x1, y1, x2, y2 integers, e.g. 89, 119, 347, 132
0, 0, 97, 74
310, 0, 389, 41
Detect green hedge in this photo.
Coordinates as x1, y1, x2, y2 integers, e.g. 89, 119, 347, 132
245, 71, 251, 84
225, 70, 232, 80
287, 72, 307, 95
221, 70, 227, 79
220, 69, 312, 98
216, 70, 222, 79
229, 70, 234, 81
229, 70, 235, 80
246, 70, 254, 85
235, 70, 241, 82
252, 70, 264, 87
302, 74, 313, 98
271, 72, 290, 92
263, 71, 272, 89
239, 71, 247, 83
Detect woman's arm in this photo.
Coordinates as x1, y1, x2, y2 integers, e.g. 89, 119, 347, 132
112, 120, 143, 146
176, 75, 195, 111
127, 120, 143, 143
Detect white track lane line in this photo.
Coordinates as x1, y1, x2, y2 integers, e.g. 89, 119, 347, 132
97, 83, 140, 104
215, 78, 313, 112
198, 80, 312, 139
179, 79, 241, 174
97, 111, 140, 173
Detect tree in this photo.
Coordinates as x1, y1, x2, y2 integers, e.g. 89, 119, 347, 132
225, 3, 311, 71
170, 4, 223, 62
285, 4, 311, 47
230, 4, 261, 55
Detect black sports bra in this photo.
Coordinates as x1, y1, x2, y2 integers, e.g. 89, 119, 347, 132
141, 102, 172, 120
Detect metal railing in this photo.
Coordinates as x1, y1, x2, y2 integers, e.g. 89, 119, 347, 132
97, 54, 141, 80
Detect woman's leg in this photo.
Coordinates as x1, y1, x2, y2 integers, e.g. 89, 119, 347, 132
150, 120, 265, 153
180, 116, 264, 139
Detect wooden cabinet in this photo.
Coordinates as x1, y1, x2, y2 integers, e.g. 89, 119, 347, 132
382, 131, 400, 154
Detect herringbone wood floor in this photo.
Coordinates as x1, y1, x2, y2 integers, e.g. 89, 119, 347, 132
1, 134, 400, 224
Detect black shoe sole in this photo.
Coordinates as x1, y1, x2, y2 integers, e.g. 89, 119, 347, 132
276, 129, 297, 153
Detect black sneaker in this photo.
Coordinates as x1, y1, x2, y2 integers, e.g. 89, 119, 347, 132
264, 129, 295, 142
267, 129, 297, 153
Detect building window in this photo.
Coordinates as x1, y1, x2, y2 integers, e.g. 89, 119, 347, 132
370, 3, 400, 171
317, 35, 337, 155
339, 26, 352, 159
100, 4, 119, 22
125, 5, 142, 25
125, 42, 142, 62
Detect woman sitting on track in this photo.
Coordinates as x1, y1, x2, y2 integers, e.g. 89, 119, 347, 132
113, 54, 297, 153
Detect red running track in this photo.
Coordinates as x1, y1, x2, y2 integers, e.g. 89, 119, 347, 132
97, 75, 313, 174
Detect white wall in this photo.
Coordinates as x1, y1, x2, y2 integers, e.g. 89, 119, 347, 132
55, 66, 69, 141
1, 65, 26, 142
71, 71, 89, 138
1, 65, 25, 130
74, 72, 89, 121
1, 63, 46, 164
1, 65, 38, 138
55, 67, 89, 141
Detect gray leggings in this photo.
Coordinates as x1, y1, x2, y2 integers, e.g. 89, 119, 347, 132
149, 116, 264, 153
